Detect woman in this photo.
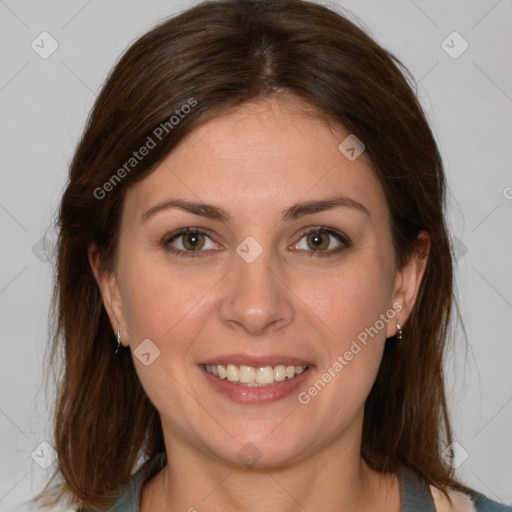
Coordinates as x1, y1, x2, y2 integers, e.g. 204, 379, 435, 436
33, 0, 511, 510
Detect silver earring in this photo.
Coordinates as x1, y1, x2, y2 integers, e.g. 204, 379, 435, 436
115, 329, 122, 354
396, 323, 403, 340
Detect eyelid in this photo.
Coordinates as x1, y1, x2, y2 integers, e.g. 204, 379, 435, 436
163, 227, 215, 245
295, 225, 350, 244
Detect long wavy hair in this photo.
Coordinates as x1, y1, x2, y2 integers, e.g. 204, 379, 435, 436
33, 0, 471, 509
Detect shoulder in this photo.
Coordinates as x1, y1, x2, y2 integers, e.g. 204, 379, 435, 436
430, 484, 512, 512
108, 452, 167, 512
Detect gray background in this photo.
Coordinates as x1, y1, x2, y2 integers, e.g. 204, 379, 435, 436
0, 0, 511, 510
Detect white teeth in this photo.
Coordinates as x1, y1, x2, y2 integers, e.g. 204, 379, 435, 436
239, 365, 255, 383
204, 363, 309, 385
274, 365, 287, 382
226, 364, 239, 382
217, 365, 226, 379
256, 366, 274, 384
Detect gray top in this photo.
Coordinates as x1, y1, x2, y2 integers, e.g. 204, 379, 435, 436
108, 451, 511, 512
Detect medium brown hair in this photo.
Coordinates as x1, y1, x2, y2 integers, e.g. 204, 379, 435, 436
34, 0, 471, 509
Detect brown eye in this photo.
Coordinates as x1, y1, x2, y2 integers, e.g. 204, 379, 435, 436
306, 231, 330, 251
181, 232, 206, 251
163, 228, 217, 257
293, 227, 350, 257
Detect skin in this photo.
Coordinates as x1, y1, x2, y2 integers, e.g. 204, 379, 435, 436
89, 94, 429, 512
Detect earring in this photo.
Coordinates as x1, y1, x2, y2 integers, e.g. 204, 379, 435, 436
396, 323, 403, 340
115, 329, 122, 354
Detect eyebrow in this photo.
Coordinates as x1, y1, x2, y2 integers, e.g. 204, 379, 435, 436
140, 195, 370, 225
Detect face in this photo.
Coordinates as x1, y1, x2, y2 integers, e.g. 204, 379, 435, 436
92, 94, 427, 468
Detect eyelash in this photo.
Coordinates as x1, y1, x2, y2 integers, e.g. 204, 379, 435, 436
162, 227, 351, 259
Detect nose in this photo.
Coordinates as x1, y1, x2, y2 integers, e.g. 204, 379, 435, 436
219, 247, 295, 336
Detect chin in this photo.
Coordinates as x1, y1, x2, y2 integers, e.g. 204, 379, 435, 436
202, 431, 312, 470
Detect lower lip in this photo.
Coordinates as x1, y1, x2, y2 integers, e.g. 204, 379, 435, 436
200, 365, 313, 404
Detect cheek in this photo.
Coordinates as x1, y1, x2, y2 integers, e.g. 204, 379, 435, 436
294, 254, 392, 402
118, 256, 210, 345
299, 258, 392, 343
119, 262, 216, 421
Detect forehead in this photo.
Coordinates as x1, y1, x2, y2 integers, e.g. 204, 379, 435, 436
122, 96, 388, 226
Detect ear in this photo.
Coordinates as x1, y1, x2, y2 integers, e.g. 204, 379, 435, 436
88, 243, 130, 347
386, 230, 430, 338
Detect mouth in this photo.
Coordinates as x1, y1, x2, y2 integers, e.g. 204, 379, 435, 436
202, 363, 309, 387
199, 361, 314, 404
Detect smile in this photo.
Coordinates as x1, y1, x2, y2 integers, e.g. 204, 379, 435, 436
203, 363, 309, 386
200, 362, 313, 404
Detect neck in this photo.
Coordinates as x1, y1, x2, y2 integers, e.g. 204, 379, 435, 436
141, 422, 400, 512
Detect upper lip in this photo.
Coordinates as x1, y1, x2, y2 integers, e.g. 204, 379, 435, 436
199, 354, 313, 368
